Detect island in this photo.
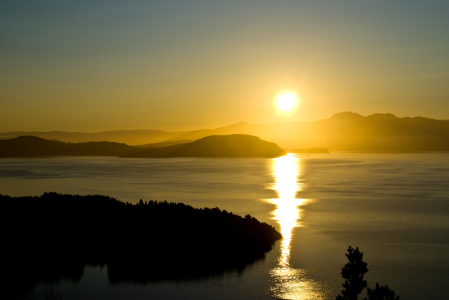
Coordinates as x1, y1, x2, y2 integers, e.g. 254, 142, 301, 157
0, 134, 286, 158
124, 134, 287, 158
1, 192, 282, 297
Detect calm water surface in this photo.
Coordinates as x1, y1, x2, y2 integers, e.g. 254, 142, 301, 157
1, 153, 449, 299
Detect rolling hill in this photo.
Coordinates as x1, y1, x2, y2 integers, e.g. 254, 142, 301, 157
2, 112, 449, 151
0, 135, 286, 158
125, 134, 286, 158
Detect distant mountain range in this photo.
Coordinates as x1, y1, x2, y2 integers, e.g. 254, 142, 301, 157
0, 134, 286, 158
1, 112, 448, 151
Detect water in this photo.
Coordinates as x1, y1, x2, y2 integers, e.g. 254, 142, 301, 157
1, 153, 449, 299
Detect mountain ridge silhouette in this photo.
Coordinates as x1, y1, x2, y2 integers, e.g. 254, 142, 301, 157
1, 112, 448, 151
0, 134, 286, 158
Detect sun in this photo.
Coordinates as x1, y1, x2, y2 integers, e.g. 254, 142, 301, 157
274, 91, 299, 114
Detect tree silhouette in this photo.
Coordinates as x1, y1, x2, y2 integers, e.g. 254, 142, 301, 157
336, 246, 368, 300
336, 246, 400, 300
365, 283, 399, 300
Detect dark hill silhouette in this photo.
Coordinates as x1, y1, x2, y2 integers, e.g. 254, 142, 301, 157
0, 192, 281, 296
0, 122, 253, 146
172, 121, 251, 142
2, 112, 449, 151
0, 135, 285, 158
0, 129, 179, 145
0, 136, 67, 157
123, 143, 189, 157
0, 136, 138, 157
125, 134, 286, 158
136, 139, 193, 147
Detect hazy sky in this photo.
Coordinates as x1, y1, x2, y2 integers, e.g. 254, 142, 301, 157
1, 0, 449, 132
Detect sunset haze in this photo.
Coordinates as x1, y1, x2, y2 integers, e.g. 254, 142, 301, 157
2, 0, 449, 132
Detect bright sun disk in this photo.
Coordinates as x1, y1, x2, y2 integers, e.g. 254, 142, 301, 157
276, 92, 298, 112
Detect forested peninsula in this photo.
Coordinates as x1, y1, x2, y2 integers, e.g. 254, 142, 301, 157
1, 192, 281, 297
0, 134, 286, 158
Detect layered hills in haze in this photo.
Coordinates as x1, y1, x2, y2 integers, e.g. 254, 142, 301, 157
0, 134, 286, 158
1, 112, 448, 151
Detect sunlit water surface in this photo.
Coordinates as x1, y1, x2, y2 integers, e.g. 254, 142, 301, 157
1, 153, 449, 299
268, 155, 325, 300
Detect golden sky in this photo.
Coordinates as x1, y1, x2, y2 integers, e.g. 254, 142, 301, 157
1, 1, 449, 132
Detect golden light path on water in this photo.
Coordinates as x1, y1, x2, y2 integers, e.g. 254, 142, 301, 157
267, 154, 325, 300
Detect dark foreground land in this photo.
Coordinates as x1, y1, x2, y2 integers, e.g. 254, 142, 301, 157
0, 193, 281, 298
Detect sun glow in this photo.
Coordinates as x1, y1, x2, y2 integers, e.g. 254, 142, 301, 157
275, 91, 299, 115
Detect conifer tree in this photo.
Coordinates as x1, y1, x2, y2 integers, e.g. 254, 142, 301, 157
336, 246, 400, 300
365, 283, 400, 300
336, 246, 368, 300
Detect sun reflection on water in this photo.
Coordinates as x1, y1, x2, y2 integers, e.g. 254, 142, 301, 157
267, 154, 325, 300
